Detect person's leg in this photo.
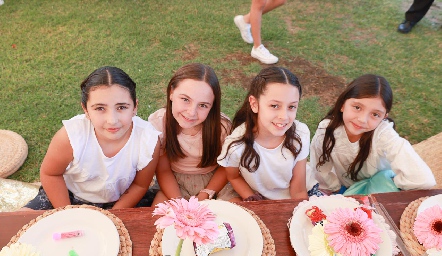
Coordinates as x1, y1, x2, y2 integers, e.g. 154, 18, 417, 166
243, 0, 286, 48
151, 190, 169, 206
398, 0, 434, 33
405, 0, 435, 23
19, 186, 54, 211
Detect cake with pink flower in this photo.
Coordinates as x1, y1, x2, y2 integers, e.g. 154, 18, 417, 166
306, 205, 382, 256
288, 194, 399, 256
153, 197, 237, 256
413, 195, 442, 256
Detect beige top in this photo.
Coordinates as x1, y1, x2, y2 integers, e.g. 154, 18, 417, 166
310, 119, 436, 191
148, 108, 230, 175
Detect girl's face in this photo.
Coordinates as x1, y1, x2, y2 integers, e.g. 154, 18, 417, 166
341, 97, 387, 142
169, 79, 214, 135
250, 82, 300, 139
82, 85, 137, 143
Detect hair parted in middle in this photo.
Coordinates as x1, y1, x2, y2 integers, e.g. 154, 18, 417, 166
164, 63, 230, 168
80, 66, 137, 108
221, 66, 303, 172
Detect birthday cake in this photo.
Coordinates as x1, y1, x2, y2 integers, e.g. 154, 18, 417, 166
288, 195, 399, 256
412, 194, 442, 256
0, 242, 41, 256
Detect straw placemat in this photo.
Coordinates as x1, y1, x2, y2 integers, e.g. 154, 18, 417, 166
0, 130, 28, 178
7, 204, 132, 256
399, 196, 428, 256
412, 132, 442, 189
149, 204, 276, 255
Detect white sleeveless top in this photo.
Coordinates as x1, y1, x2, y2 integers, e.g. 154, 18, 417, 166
62, 114, 161, 203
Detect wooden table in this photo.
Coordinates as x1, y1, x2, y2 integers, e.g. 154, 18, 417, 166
1, 189, 440, 255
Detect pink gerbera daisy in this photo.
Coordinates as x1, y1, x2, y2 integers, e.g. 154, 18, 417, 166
414, 205, 442, 250
153, 197, 219, 245
324, 208, 382, 256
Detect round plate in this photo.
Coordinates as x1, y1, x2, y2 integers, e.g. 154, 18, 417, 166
18, 208, 120, 256
417, 194, 442, 214
161, 200, 263, 256
289, 196, 392, 255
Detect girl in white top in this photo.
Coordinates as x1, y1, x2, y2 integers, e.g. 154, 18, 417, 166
310, 74, 436, 195
23, 66, 161, 210
218, 67, 320, 201
149, 63, 239, 205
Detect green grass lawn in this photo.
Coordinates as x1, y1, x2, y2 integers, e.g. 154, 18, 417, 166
1, 0, 441, 182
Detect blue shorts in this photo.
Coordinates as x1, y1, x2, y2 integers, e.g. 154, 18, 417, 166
24, 186, 159, 210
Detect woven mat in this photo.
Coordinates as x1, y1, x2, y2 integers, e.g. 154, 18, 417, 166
149, 204, 276, 255
399, 197, 428, 256
7, 204, 132, 256
412, 132, 442, 189
0, 130, 28, 178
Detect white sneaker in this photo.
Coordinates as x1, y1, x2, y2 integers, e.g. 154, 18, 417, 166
234, 15, 253, 44
251, 45, 278, 64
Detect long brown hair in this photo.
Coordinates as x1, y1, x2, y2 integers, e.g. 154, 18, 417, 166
221, 67, 303, 172
164, 63, 229, 168
316, 74, 394, 181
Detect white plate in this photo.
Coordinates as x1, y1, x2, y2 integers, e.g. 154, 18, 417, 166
289, 196, 392, 255
417, 194, 442, 214
161, 200, 263, 256
18, 208, 120, 256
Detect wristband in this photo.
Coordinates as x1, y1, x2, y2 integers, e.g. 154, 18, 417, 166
199, 189, 216, 199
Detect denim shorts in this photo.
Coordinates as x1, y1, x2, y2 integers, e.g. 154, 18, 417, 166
24, 186, 159, 210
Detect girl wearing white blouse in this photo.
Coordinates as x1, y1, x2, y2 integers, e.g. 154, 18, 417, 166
218, 67, 322, 201
310, 74, 436, 195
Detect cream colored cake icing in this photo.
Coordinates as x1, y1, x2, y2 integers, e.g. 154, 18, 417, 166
0, 242, 41, 256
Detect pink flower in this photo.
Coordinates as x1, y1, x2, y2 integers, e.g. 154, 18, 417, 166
324, 208, 382, 256
414, 205, 442, 250
153, 197, 219, 245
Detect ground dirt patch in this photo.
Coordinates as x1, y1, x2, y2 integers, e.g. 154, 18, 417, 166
218, 51, 346, 106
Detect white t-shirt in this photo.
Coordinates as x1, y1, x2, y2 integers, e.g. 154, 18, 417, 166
310, 119, 436, 192
63, 114, 161, 203
218, 121, 310, 199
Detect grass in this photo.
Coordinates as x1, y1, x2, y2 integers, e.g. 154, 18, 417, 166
0, 0, 441, 182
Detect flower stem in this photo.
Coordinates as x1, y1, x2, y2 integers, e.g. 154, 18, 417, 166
175, 238, 184, 256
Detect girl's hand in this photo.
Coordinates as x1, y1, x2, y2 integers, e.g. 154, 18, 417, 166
243, 192, 263, 201
197, 192, 209, 201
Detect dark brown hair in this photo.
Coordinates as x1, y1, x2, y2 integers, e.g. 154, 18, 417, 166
221, 66, 303, 172
80, 66, 136, 108
164, 63, 229, 167
316, 74, 394, 181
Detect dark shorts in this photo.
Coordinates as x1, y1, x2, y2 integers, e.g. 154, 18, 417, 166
24, 186, 159, 210
307, 183, 325, 197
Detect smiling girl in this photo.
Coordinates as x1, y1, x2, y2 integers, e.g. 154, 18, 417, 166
149, 63, 239, 205
23, 66, 161, 210
310, 74, 436, 195
218, 67, 321, 201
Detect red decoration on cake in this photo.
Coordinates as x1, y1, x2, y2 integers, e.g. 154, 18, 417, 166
305, 206, 327, 225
